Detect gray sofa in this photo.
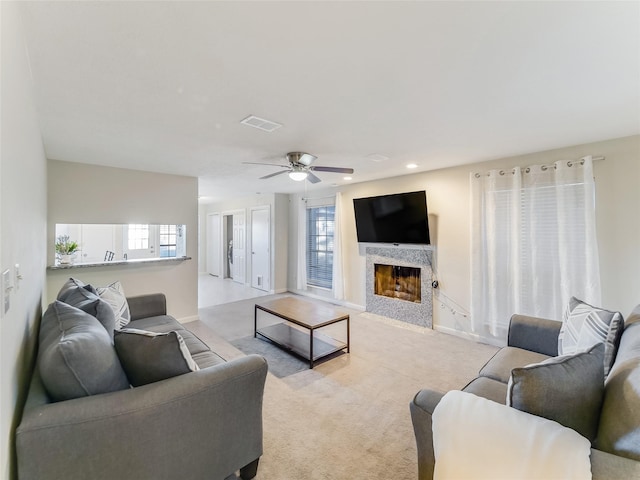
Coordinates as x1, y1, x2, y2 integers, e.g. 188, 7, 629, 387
16, 292, 268, 480
411, 305, 640, 479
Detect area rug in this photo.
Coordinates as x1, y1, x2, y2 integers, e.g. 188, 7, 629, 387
193, 294, 499, 480
231, 335, 308, 378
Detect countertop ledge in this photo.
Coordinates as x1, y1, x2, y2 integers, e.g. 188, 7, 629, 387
47, 256, 191, 270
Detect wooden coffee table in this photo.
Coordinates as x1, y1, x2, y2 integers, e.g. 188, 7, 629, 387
254, 296, 350, 368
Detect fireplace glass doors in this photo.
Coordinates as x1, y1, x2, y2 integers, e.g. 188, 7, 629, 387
374, 263, 421, 303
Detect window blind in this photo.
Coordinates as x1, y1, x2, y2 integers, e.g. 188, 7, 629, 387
488, 181, 590, 322
306, 205, 335, 289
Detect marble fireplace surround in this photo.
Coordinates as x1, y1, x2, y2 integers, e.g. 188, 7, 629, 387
365, 246, 433, 328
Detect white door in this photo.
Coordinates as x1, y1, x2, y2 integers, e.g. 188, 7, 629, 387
251, 207, 270, 291
232, 212, 246, 284
123, 224, 158, 259
80, 224, 116, 263
206, 213, 221, 276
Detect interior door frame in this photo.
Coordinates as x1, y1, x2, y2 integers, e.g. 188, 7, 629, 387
206, 212, 221, 276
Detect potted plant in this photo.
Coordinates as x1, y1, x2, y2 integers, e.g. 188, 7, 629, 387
55, 235, 79, 264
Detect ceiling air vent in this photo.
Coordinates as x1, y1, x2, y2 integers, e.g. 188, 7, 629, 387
240, 115, 282, 132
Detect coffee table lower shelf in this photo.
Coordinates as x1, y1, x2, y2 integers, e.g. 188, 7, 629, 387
256, 323, 347, 368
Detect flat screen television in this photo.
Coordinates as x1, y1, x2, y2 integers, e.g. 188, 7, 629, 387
353, 190, 430, 245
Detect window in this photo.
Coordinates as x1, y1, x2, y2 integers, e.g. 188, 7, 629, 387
306, 205, 335, 289
471, 160, 600, 337
518, 181, 591, 315
159, 224, 177, 258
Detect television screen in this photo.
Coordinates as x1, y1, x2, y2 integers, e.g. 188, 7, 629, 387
353, 191, 430, 245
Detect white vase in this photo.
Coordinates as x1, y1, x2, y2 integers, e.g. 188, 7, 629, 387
60, 254, 74, 265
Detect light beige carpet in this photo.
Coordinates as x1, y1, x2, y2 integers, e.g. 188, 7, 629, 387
188, 295, 498, 480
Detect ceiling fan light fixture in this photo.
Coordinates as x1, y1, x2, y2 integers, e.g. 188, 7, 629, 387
289, 170, 308, 181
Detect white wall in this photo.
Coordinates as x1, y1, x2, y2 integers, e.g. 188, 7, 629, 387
201, 193, 288, 293
288, 135, 640, 343
47, 161, 199, 320
0, 3, 48, 478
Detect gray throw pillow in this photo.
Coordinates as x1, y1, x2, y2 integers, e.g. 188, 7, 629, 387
507, 342, 605, 442
595, 319, 640, 460
557, 296, 623, 376
114, 328, 199, 387
57, 280, 116, 337
38, 301, 130, 402
57, 277, 96, 299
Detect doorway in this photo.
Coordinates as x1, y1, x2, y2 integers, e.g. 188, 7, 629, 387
223, 215, 233, 279
221, 210, 246, 284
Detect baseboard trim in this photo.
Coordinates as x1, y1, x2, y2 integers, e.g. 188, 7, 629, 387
433, 324, 482, 342
289, 289, 365, 311
433, 325, 505, 347
342, 301, 365, 311
178, 315, 200, 324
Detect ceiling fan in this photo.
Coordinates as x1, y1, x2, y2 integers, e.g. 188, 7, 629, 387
244, 152, 354, 183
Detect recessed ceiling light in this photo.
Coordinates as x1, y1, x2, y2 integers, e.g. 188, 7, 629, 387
343, 176, 352, 181
240, 115, 283, 132
406, 163, 418, 169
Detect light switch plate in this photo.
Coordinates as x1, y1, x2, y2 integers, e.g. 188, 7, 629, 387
2, 269, 11, 315
14, 264, 21, 291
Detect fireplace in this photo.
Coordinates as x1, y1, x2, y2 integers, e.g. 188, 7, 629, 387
374, 264, 421, 303
365, 247, 433, 328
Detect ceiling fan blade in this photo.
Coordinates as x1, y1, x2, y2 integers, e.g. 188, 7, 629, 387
310, 166, 354, 174
242, 162, 288, 168
307, 172, 322, 184
260, 170, 289, 179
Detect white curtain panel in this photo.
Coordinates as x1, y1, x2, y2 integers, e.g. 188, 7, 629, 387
296, 196, 307, 291
332, 192, 345, 300
471, 156, 601, 339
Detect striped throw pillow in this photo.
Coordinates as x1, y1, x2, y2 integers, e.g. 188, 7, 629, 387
97, 281, 131, 329
558, 297, 623, 376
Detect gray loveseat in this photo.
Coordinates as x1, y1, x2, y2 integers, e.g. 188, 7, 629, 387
410, 305, 640, 479
16, 291, 268, 480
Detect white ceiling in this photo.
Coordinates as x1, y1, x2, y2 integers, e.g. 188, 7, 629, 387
18, 1, 640, 203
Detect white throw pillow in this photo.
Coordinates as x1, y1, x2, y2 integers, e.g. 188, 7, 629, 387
97, 281, 131, 329
432, 390, 591, 480
557, 296, 623, 376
